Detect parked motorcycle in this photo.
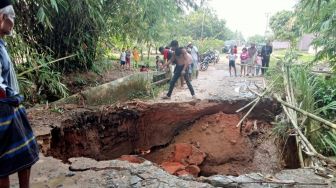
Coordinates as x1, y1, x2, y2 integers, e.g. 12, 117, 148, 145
199, 50, 220, 71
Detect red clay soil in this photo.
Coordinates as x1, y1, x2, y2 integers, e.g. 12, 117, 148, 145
144, 112, 281, 176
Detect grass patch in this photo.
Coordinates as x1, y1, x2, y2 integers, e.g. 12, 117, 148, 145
271, 49, 315, 64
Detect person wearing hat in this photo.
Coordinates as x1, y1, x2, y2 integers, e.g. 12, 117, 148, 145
0, 1, 39, 187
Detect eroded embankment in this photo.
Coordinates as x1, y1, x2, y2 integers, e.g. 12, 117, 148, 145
39, 99, 287, 176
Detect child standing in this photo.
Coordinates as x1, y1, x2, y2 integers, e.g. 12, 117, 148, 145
255, 52, 262, 76
227, 50, 237, 77
240, 47, 249, 77
132, 47, 140, 69
120, 48, 126, 70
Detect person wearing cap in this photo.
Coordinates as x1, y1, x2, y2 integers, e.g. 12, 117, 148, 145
0, 1, 39, 187
187, 42, 199, 79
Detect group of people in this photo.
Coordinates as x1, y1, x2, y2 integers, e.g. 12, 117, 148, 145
159, 40, 198, 100
226, 42, 273, 77
119, 47, 140, 70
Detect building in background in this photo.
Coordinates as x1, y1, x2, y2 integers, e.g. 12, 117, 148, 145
298, 34, 315, 51
272, 41, 291, 50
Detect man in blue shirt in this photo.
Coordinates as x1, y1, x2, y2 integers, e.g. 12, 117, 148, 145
0, 1, 39, 187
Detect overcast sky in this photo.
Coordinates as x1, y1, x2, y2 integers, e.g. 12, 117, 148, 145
208, 0, 297, 38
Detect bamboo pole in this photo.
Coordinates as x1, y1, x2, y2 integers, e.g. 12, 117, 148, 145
280, 98, 336, 166
295, 135, 305, 167
283, 64, 304, 167
274, 95, 336, 130
235, 97, 258, 113
18, 54, 77, 76
235, 77, 280, 132
236, 98, 261, 129
235, 77, 278, 113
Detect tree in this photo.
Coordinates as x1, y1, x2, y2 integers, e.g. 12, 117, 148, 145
8, 0, 204, 102
295, 0, 336, 70
174, 8, 234, 41
269, 10, 301, 47
247, 35, 265, 44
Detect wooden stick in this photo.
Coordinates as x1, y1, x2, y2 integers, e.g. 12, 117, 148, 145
275, 95, 336, 130
236, 97, 258, 113
247, 87, 262, 97
235, 63, 269, 69
235, 77, 278, 113
18, 54, 77, 76
236, 98, 261, 128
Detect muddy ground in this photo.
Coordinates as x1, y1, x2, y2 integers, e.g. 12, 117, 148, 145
9, 57, 329, 187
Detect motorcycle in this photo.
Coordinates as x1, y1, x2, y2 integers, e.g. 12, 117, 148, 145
199, 50, 220, 71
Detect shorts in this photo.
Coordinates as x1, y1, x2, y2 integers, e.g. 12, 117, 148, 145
229, 60, 235, 67
120, 60, 125, 65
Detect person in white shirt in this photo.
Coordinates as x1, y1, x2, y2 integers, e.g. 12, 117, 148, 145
187, 42, 199, 79
120, 48, 126, 70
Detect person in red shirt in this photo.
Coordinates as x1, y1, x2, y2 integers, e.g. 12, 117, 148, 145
233, 45, 238, 54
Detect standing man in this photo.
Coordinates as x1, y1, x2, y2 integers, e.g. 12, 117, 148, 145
261, 41, 273, 75
247, 43, 257, 76
161, 40, 196, 100
0, 1, 39, 187
187, 42, 199, 79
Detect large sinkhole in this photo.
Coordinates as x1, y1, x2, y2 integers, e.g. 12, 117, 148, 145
39, 99, 300, 177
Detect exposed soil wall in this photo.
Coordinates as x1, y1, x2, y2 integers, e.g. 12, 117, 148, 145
46, 99, 279, 163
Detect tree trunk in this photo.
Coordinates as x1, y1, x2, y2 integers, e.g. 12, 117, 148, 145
147, 43, 151, 60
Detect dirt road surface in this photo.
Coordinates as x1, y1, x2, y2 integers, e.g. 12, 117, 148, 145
155, 56, 265, 102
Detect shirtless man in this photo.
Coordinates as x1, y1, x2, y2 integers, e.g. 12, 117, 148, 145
161, 40, 196, 99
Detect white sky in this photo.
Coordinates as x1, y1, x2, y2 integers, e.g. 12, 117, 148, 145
208, 0, 297, 38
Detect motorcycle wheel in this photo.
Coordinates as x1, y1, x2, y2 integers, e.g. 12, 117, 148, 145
200, 62, 209, 71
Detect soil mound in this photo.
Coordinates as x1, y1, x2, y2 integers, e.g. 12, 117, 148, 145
145, 112, 281, 176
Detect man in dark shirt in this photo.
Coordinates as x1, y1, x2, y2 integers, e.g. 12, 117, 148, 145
0, 1, 39, 187
261, 41, 273, 75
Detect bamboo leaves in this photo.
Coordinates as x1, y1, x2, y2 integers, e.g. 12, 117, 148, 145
49, 0, 58, 12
